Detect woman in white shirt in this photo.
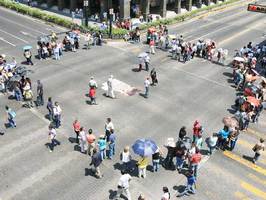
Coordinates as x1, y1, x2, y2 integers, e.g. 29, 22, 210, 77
121, 146, 132, 172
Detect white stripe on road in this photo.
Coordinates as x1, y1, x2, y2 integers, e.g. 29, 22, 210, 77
20, 31, 36, 38
0, 152, 78, 200
0, 28, 29, 43
0, 37, 16, 46
0, 15, 45, 35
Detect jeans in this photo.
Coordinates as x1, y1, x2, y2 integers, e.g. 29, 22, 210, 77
208, 145, 215, 155
100, 149, 106, 160
144, 87, 149, 98
15, 91, 22, 101
108, 143, 115, 158
176, 157, 184, 170
230, 139, 238, 151
153, 160, 160, 172
254, 153, 261, 162
48, 110, 53, 121
8, 118, 16, 128
54, 115, 61, 128
49, 138, 60, 151
177, 184, 196, 197
190, 164, 199, 178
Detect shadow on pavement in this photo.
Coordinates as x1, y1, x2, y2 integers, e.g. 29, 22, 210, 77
68, 137, 77, 144
242, 155, 254, 163
84, 168, 95, 177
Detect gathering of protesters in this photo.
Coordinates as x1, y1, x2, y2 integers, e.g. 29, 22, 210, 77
1, 18, 266, 199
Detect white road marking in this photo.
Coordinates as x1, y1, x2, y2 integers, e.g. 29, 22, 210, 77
0, 28, 29, 43
20, 31, 35, 38
0, 15, 45, 35
0, 37, 16, 46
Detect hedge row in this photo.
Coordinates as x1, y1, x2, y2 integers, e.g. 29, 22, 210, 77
0, 0, 128, 38
0, 0, 241, 38
139, 0, 241, 30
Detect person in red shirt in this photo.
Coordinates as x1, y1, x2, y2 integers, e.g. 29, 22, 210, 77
89, 87, 96, 105
193, 120, 202, 142
189, 148, 202, 179
73, 119, 81, 144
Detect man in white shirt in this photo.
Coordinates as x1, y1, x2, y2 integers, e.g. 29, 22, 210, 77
107, 75, 115, 98
105, 118, 114, 142
115, 170, 132, 200
79, 127, 87, 153
48, 126, 60, 152
144, 77, 151, 98
53, 102, 62, 128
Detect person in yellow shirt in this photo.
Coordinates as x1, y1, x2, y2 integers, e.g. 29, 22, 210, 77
137, 156, 149, 178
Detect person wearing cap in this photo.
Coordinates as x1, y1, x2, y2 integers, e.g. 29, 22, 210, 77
87, 129, 96, 156
107, 75, 115, 98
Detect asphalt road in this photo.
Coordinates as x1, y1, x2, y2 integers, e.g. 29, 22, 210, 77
0, 1, 266, 200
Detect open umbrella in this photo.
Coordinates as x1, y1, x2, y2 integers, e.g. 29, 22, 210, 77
233, 57, 245, 62
246, 96, 260, 107
23, 45, 32, 51
138, 52, 148, 58
132, 139, 158, 157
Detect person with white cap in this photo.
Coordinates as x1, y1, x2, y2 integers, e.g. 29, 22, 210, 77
107, 75, 115, 98
89, 76, 97, 89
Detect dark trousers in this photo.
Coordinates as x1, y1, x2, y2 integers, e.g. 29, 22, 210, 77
49, 138, 60, 151
26, 57, 33, 65
54, 115, 61, 128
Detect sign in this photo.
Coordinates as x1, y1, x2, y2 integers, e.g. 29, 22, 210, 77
83, 0, 89, 7
247, 3, 266, 13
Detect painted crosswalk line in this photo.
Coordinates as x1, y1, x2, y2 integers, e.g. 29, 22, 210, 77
241, 181, 266, 200
234, 191, 251, 200
223, 151, 266, 176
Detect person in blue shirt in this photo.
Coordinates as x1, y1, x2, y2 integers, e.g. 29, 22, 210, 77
177, 170, 196, 197
108, 129, 116, 159
217, 126, 230, 150
98, 135, 106, 160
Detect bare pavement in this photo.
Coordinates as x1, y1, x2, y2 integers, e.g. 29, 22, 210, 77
0, 1, 266, 199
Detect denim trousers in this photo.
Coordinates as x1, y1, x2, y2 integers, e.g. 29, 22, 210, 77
108, 143, 115, 158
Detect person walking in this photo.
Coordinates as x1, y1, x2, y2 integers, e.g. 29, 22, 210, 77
137, 156, 148, 178
114, 170, 132, 200
79, 127, 87, 153
149, 39, 155, 54
98, 135, 107, 160
47, 125, 60, 152
105, 118, 114, 142
189, 148, 201, 179
36, 80, 44, 107
120, 146, 132, 172
46, 97, 53, 121
229, 128, 240, 151
144, 77, 150, 98
89, 86, 96, 105
108, 129, 116, 159
177, 170, 196, 197
175, 146, 186, 173
53, 102, 62, 128
90, 148, 103, 178
144, 55, 150, 71
86, 129, 96, 156
107, 75, 115, 98
161, 187, 171, 200
150, 68, 158, 86
73, 119, 81, 144
252, 138, 265, 164
5, 106, 16, 128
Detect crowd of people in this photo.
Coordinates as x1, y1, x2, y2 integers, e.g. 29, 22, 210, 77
1, 23, 266, 200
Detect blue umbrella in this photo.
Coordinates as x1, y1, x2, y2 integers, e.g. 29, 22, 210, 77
23, 45, 32, 51
132, 139, 158, 157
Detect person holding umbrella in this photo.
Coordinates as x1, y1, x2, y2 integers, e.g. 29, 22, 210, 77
23, 46, 33, 65
132, 138, 158, 178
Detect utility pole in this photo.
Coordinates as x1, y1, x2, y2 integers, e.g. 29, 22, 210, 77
109, 8, 114, 38
83, 0, 89, 27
